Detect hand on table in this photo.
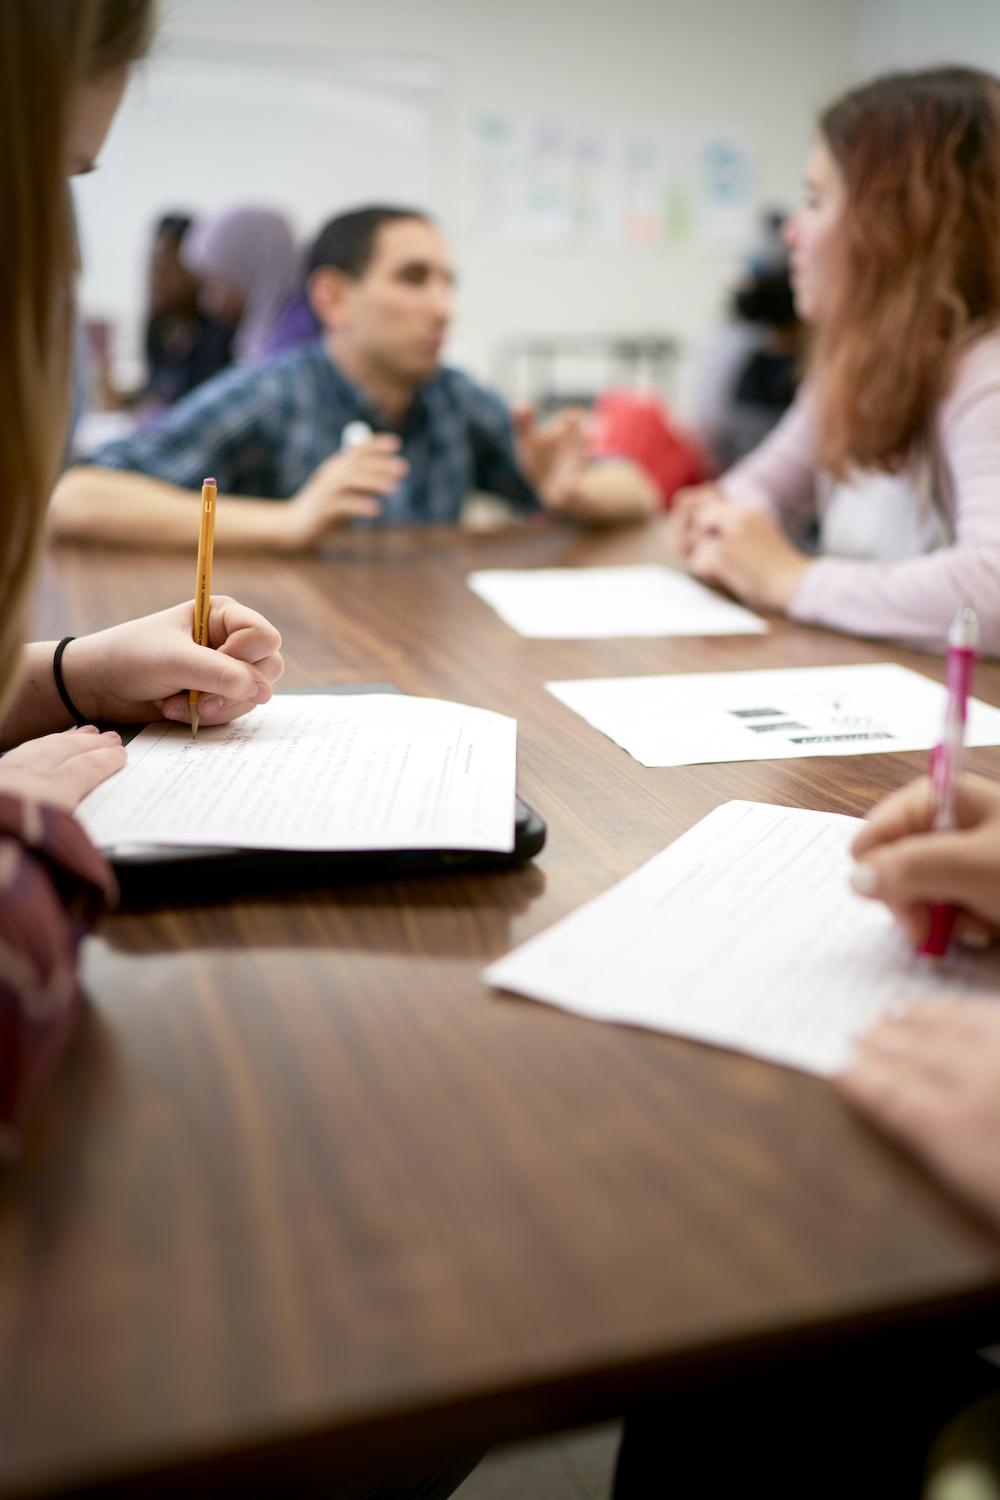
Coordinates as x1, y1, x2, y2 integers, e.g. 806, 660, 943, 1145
851, 774, 1000, 950
838, 999, 1000, 1232
0, 727, 126, 813
60, 597, 284, 730
664, 483, 729, 560
682, 497, 811, 612
286, 436, 408, 549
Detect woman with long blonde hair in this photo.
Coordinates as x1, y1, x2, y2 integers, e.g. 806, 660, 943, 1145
0, 0, 284, 1147
669, 67, 1000, 655
0, 17, 482, 1498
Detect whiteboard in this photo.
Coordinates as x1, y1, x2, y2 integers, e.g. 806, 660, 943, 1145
73, 39, 450, 379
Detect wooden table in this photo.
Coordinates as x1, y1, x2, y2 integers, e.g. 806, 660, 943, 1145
6, 518, 1000, 1497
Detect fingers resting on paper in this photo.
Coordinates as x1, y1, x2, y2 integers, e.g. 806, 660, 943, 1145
0, 727, 126, 813
837, 997, 1000, 1231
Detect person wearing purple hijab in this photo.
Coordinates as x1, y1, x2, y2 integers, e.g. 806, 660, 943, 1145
181, 206, 312, 364
259, 285, 321, 359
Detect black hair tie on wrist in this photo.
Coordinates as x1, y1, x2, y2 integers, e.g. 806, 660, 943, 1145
53, 636, 88, 727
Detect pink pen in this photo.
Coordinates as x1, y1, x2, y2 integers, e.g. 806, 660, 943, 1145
919, 606, 979, 960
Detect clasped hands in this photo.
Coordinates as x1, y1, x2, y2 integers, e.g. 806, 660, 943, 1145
666, 483, 811, 612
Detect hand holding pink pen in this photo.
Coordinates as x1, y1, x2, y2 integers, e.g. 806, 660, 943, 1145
919, 606, 980, 961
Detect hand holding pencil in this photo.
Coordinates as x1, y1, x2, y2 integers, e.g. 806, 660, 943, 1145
48, 476, 283, 727
189, 477, 217, 738
59, 597, 283, 728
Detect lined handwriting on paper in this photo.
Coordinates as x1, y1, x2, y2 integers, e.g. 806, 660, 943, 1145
483, 801, 1000, 1076
77, 695, 517, 854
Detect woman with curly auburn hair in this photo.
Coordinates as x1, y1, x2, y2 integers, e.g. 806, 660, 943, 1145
669, 66, 1000, 655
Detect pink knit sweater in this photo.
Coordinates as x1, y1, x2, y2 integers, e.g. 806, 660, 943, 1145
719, 326, 1000, 655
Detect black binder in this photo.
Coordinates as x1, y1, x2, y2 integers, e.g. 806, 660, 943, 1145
108, 685, 546, 907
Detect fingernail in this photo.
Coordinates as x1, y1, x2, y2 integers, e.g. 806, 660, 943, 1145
200, 695, 223, 716
959, 926, 992, 950
253, 683, 269, 703
76, 724, 101, 735
850, 864, 879, 896
163, 704, 187, 722
100, 730, 121, 742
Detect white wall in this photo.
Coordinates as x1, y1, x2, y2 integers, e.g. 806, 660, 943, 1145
77, 0, 866, 414
857, 0, 1000, 73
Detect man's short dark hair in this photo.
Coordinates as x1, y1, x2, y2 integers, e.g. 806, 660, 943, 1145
306, 206, 432, 280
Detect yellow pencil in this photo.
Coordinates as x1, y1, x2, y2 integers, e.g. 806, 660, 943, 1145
189, 477, 217, 739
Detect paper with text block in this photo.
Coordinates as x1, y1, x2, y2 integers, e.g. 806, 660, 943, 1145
548, 662, 1000, 767
467, 565, 766, 638
483, 800, 1000, 1076
77, 694, 517, 853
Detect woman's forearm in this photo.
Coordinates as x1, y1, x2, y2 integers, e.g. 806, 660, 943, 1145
1, 643, 74, 748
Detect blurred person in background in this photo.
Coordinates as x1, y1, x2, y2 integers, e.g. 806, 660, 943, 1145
142, 211, 234, 409
668, 68, 1000, 657
51, 204, 659, 549
71, 212, 233, 449
181, 205, 315, 365
693, 208, 804, 469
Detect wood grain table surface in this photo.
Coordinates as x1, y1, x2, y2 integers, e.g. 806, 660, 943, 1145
5, 517, 1000, 1496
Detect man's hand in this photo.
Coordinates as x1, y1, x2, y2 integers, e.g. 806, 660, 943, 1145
285, 436, 408, 550
513, 405, 589, 511
61, 597, 284, 729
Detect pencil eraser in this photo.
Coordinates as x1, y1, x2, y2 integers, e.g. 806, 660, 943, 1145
204, 477, 216, 486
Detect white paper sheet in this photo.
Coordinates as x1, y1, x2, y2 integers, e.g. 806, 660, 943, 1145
548, 662, 1000, 767
77, 694, 517, 853
467, 565, 766, 638
484, 801, 1000, 1075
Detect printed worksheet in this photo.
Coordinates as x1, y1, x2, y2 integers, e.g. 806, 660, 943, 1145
467, 565, 766, 638
483, 801, 1000, 1076
548, 662, 1000, 766
77, 694, 517, 853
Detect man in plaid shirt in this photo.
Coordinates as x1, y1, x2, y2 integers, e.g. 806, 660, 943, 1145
52, 206, 658, 550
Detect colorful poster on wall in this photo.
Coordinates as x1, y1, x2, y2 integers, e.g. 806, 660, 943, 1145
469, 111, 521, 238
697, 136, 754, 246
468, 112, 754, 250
568, 128, 615, 241
521, 119, 573, 241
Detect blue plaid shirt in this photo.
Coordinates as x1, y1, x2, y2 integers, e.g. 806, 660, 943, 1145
82, 344, 540, 526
